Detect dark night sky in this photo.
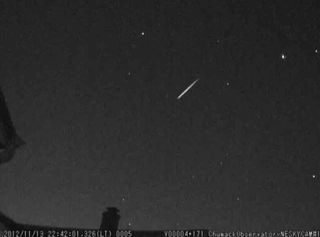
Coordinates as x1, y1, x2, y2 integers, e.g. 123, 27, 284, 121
1, 0, 320, 231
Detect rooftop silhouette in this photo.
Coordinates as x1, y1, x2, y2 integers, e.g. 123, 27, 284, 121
0, 208, 178, 237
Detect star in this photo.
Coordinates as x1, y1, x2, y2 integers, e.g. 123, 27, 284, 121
312, 174, 316, 179
141, 32, 145, 36
280, 53, 287, 60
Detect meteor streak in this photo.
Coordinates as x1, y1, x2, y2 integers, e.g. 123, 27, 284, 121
177, 79, 199, 99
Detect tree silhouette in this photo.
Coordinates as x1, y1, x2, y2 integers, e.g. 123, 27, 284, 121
0, 87, 25, 164
99, 207, 120, 233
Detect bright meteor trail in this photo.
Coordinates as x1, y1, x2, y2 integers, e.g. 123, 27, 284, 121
177, 79, 199, 100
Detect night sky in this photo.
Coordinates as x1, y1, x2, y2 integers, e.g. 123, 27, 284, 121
1, 0, 320, 231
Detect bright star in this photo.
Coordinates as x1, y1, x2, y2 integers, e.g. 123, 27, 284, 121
281, 53, 287, 60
